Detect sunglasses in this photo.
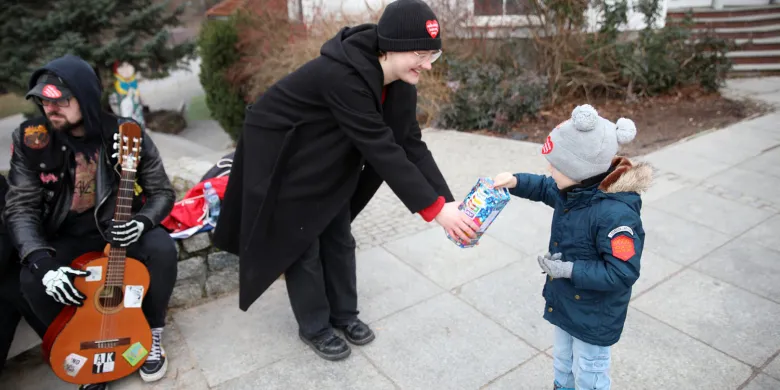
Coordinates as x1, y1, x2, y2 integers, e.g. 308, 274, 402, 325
414, 50, 443, 64
32, 96, 71, 108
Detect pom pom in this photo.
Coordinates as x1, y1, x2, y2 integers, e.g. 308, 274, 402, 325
615, 118, 637, 145
571, 104, 598, 132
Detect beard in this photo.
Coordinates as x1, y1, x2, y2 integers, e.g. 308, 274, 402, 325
47, 114, 83, 134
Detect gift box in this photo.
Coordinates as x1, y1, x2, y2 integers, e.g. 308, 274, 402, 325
447, 177, 511, 248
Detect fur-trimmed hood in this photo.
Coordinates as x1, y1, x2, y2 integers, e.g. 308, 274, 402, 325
599, 157, 654, 194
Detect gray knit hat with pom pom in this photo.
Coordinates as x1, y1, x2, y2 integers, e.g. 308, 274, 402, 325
541, 104, 636, 182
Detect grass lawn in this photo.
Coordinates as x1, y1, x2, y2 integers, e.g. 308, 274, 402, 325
185, 94, 212, 122
0, 93, 36, 119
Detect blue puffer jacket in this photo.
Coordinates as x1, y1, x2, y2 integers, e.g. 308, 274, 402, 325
510, 157, 652, 347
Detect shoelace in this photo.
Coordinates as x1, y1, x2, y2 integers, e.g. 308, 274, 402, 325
148, 328, 163, 361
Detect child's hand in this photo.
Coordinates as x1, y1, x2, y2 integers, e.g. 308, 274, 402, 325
492, 172, 517, 189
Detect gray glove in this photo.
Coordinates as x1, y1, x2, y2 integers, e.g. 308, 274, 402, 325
537, 252, 573, 279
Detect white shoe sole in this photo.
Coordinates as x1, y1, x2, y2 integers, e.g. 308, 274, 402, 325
139, 357, 168, 383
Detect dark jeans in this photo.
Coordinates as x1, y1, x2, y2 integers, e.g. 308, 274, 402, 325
0, 235, 47, 376
19, 227, 178, 329
284, 205, 359, 339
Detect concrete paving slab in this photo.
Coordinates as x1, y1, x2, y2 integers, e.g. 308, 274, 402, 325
610, 308, 752, 389
361, 293, 536, 390
483, 353, 554, 389
738, 147, 780, 179
765, 354, 780, 380
641, 143, 731, 181
484, 199, 554, 257
213, 351, 396, 390
707, 166, 780, 205
743, 374, 780, 390
172, 282, 305, 387
641, 175, 690, 204
630, 250, 683, 299
0, 349, 71, 389
693, 237, 780, 303
649, 187, 771, 237
663, 126, 780, 166
640, 207, 731, 265
632, 269, 780, 367
353, 247, 444, 323
382, 227, 523, 290
457, 257, 552, 351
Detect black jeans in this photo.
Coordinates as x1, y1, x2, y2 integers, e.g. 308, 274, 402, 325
284, 205, 359, 339
19, 227, 178, 329
0, 234, 47, 376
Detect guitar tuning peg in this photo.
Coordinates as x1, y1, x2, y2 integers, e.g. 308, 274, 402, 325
113, 142, 118, 150
113, 133, 119, 140
111, 152, 118, 159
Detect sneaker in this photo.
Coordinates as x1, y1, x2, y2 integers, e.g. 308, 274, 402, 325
298, 330, 351, 361
334, 319, 375, 345
78, 384, 108, 390
139, 327, 168, 382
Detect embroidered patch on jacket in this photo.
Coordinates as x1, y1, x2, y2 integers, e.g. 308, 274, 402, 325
426, 20, 439, 38
40, 172, 58, 184
42, 84, 62, 99
23, 125, 49, 149
610, 235, 635, 261
542, 135, 554, 154
607, 225, 634, 238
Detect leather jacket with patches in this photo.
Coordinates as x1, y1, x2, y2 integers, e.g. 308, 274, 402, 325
3, 112, 175, 261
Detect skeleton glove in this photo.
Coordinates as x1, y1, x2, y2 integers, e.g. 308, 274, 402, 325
110, 217, 146, 247
28, 252, 89, 306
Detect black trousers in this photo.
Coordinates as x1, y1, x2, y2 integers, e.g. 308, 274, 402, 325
0, 234, 47, 376
19, 227, 178, 330
284, 205, 359, 339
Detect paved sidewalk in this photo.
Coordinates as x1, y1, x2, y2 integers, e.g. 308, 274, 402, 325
3, 112, 780, 389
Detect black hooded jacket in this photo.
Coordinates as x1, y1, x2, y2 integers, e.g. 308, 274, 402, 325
213, 24, 454, 311
3, 55, 175, 261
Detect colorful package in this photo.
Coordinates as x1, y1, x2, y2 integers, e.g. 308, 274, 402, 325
447, 177, 511, 248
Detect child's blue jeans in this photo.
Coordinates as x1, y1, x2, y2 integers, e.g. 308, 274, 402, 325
553, 326, 612, 390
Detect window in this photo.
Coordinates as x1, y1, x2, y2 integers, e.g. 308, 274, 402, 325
474, 0, 532, 16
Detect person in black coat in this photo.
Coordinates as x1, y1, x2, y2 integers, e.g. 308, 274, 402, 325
213, 0, 477, 361
0, 173, 47, 377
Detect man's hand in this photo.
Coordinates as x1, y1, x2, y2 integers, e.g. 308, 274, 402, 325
110, 218, 146, 247
29, 254, 89, 306
492, 172, 517, 189
435, 202, 479, 243
537, 252, 572, 279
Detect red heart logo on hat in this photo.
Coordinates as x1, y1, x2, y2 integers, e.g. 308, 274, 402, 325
426, 20, 439, 38
541, 136, 554, 154
42, 84, 62, 99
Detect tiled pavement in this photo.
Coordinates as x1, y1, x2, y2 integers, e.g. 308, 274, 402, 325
3, 112, 780, 389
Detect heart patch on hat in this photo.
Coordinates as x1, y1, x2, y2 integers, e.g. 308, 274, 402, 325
542, 136, 554, 154
42, 84, 62, 99
426, 20, 439, 38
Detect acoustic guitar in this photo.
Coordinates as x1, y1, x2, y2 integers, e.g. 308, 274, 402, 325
42, 122, 153, 384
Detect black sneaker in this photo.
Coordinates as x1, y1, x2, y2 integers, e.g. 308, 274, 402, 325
139, 327, 168, 382
335, 319, 375, 345
299, 330, 351, 361
78, 384, 108, 390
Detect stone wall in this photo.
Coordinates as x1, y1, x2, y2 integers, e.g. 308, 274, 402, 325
170, 231, 240, 308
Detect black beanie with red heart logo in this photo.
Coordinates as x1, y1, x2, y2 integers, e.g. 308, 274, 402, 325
377, 0, 441, 52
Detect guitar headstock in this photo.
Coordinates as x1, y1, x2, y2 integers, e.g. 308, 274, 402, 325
113, 122, 143, 171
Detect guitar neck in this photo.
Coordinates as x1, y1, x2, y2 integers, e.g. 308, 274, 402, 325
105, 167, 137, 288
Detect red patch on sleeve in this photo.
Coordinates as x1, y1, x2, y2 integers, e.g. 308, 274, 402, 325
610, 235, 635, 261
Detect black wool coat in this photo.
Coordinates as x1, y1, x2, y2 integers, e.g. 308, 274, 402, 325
212, 24, 454, 311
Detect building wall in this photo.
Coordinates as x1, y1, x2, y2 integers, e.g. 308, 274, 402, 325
289, 0, 669, 33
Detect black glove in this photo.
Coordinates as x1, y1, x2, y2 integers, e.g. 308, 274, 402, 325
110, 216, 151, 247
27, 250, 89, 306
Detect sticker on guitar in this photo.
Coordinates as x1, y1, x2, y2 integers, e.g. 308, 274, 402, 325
124, 285, 144, 308
92, 352, 116, 374
64, 353, 88, 377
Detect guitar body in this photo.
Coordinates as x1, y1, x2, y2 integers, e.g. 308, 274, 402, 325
43, 250, 153, 384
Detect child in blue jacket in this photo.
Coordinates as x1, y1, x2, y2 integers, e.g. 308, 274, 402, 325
492, 104, 652, 390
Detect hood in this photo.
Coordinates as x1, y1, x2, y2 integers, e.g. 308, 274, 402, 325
598, 157, 653, 194
320, 24, 384, 104
28, 55, 104, 141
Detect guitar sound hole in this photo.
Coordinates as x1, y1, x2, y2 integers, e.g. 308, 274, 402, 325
98, 286, 124, 309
